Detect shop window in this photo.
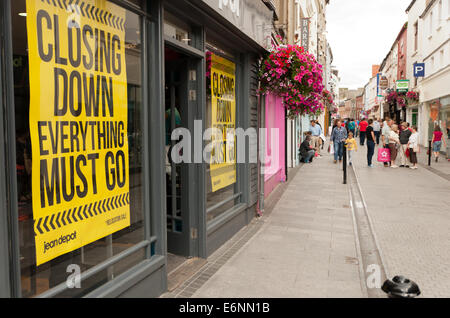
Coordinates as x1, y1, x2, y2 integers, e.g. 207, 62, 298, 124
164, 11, 194, 48
11, 0, 147, 297
205, 42, 241, 224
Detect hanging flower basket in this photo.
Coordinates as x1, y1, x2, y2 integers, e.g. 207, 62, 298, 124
322, 89, 334, 108
258, 44, 324, 118
406, 91, 420, 105
386, 91, 398, 106
397, 96, 407, 109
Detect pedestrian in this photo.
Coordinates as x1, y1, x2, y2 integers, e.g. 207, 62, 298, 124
345, 132, 357, 166
381, 118, 393, 168
356, 119, 360, 137
309, 120, 322, 157
359, 117, 368, 146
316, 120, 325, 150
373, 118, 381, 145
330, 119, 348, 164
388, 124, 401, 168
407, 126, 420, 170
399, 122, 412, 168
348, 118, 356, 137
431, 126, 446, 162
299, 135, 315, 164
366, 119, 376, 167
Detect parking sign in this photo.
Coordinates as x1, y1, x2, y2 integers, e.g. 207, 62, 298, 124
414, 63, 425, 77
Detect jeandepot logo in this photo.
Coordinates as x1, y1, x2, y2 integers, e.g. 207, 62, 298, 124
43, 231, 77, 254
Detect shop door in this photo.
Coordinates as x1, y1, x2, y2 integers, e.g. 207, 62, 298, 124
165, 51, 192, 257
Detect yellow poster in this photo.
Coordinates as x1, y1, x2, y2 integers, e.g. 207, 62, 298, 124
26, 0, 130, 265
210, 54, 236, 192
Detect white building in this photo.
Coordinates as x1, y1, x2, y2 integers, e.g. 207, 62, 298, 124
416, 0, 450, 147
406, 0, 427, 142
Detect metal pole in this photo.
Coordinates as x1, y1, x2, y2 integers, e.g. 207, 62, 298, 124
343, 142, 347, 184
428, 140, 432, 166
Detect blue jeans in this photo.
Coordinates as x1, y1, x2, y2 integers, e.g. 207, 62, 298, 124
360, 131, 366, 145
367, 140, 375, 166
304, 150, 315, 163
334, 142, 344, 161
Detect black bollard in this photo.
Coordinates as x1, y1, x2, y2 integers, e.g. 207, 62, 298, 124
428, 140, 432, 166
343, 142, 347, 185
382, 276, 421, 298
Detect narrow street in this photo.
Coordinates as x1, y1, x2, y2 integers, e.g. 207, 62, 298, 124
170, 147, 365, 298
352, 143, 450, 298
166, 141, 450, 298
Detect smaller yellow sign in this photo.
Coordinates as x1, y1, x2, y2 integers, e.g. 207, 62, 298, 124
210, 54, 236, 192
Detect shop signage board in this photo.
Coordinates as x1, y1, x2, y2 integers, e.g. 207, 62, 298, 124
301, 18, 310, 51
201, 0, 272, 49
396, 79, 410, 93
26, 0, 130, 265
210, 54, 236, 192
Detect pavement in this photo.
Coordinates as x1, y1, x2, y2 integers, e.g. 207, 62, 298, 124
417, 145, 450, 181
191, 150, 365, 298
352, 141, 450, 298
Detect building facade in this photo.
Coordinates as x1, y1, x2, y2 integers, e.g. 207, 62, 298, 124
0, 0, 273, 298
417, 0, 450, 147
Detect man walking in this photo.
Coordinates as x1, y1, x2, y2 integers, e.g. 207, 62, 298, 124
359, 118, 369, 146
309, 120, 322, 157
366, 119, 376, 167
373, 118, 381, 145
399, 122, 412, 168
330, 120, 348, 164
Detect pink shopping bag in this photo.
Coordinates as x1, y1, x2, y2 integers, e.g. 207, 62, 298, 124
377, 148, 391, 163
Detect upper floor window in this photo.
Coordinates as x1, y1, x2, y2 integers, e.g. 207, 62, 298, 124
414, 21, 418, 51
429, 11, 433, 36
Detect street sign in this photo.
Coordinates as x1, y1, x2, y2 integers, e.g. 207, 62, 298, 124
396, 79, 410, 93
414, 63, 425, 77
379, 75, 389, 90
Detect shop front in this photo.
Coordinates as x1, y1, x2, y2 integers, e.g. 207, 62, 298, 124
427, 96, 450, 156
0, 0, 272, 298
264, 93, 285, 198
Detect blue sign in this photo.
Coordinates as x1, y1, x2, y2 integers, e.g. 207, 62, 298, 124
414, 63, 425, 77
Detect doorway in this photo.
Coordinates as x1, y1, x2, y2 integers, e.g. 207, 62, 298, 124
164, 45, 194, 273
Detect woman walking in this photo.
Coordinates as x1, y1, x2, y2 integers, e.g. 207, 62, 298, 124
431, 126, 446, 162
407, 126, 420, 170
388, 124, 401, 168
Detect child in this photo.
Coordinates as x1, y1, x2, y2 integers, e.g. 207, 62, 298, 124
345, 132, 358, 166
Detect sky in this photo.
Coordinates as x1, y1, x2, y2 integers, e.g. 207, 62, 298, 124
327, 0, 412, 89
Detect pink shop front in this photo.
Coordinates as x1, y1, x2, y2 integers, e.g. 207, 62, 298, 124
264, 94, 286, 198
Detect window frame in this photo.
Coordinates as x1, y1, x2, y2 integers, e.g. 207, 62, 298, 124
1, 0, 163, 298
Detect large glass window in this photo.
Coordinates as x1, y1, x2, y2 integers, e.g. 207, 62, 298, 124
11, 0, 147, 297
205, 40, 241, 224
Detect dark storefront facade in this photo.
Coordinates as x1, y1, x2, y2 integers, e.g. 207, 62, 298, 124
0, 0, 272, 298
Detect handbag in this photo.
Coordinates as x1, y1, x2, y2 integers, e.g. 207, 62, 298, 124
405, 148, 410, 158
377, 148, 391, 162
329, 144, 334, 155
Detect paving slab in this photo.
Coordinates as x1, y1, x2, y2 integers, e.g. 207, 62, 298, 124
352, 143, 450, 298
191, 151, 364, 298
